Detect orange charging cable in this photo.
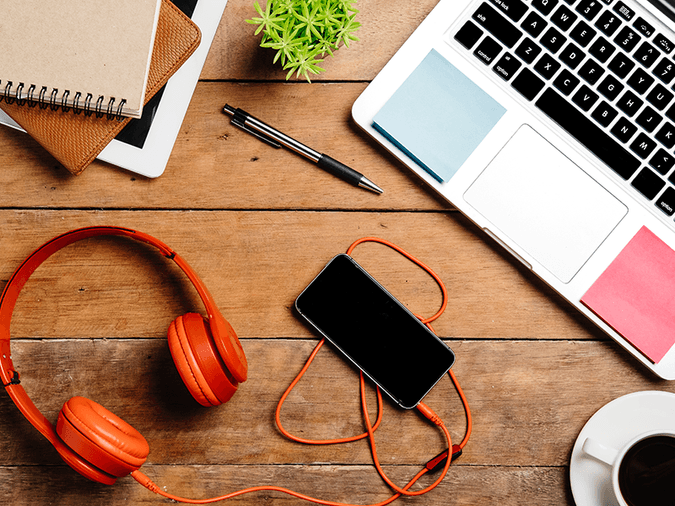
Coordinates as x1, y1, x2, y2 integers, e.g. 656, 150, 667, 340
133, 237, 472, 505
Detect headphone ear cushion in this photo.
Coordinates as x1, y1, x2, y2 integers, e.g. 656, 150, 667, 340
168, 313, 238, 407
56, 396, 149, 478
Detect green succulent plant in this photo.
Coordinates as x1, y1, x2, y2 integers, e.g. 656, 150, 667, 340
247, 0, 360, 82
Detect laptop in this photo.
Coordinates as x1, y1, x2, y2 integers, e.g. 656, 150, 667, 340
0, 0, 227, 178
352, 0, 675, 379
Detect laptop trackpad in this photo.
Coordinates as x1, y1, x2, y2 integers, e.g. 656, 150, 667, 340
464, 125, 627, 283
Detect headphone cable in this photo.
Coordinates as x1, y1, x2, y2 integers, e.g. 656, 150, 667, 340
132, 237, 472, 504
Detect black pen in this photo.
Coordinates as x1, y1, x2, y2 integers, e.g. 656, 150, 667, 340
223, 104, 383, 194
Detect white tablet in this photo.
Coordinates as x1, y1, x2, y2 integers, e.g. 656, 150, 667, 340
0, 0, 227, 178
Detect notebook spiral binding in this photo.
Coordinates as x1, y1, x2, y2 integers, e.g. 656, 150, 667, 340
0, 81, 127, 121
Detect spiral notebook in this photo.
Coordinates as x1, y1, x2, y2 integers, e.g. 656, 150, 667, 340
0, 0, 201, 175
0, 0, 162, 119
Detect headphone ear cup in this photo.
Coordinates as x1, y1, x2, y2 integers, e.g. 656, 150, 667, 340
56, 396, 149, 479
168, 313, 238, 407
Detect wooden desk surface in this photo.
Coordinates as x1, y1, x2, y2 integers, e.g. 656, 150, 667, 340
1, 1, 674, 504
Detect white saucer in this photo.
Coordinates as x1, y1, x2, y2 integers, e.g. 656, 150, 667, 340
570, 390, 675, 506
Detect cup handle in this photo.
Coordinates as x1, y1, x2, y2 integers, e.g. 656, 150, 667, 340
582, 437, 619, 466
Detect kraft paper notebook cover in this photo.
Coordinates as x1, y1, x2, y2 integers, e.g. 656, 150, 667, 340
0, 0, 201, 176
0, 0, 161, 119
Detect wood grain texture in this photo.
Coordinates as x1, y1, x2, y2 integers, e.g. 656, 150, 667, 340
0, 465, 570, 506
204, 0, 441, 81
0, 0, 670, 504
2, 339, 670, 467
0, 338, 670, 504
0, 210, 595, 340
0, 82, 448, 211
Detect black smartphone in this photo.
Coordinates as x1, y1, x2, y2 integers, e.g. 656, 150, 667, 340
295, 254, 455, 409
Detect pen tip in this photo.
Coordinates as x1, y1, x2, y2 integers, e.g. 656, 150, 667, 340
359, 177, 384, 194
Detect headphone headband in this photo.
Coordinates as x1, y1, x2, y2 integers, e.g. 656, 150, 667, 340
1, 227, 176, 339
0, 227, 247, 472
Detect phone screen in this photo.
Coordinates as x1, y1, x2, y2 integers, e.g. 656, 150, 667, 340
295, 254, 455, 409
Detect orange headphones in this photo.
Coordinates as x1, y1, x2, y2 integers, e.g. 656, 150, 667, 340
1, 229, 470, 505
0, 226, 248, 486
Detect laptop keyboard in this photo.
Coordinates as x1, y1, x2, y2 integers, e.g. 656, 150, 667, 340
452, 0, 675, 221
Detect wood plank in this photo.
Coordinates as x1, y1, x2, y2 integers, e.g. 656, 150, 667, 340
1, 340, 669, 469
0, 82, 448, 210
205, 0, 441, 81
0, 464, 570, 506
0, 210, 597, 340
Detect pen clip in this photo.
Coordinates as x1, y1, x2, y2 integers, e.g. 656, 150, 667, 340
231, 116, 282, 149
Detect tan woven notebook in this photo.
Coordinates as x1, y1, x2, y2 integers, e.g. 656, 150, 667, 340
0, 0, 201, 175
1, 0, 162, 119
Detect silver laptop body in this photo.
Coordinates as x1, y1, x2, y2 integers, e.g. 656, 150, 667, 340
353, 0, 675, 379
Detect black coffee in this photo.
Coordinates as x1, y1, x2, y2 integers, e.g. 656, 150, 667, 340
618, 435, 675, 506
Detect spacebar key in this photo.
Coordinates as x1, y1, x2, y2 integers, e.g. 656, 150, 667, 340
535, 88, 640, 180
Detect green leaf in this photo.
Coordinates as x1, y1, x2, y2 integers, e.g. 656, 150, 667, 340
246, 0, 360, 80
247, 0, 285, 36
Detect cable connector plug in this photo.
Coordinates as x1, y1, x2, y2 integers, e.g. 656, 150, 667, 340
131, 470, 161, 494
425, 445, 463, 473
416, 402, 442, 426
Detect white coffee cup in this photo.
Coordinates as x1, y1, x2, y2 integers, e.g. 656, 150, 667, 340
582, 429, 675, 506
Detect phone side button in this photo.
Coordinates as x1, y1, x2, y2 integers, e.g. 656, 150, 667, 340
482, 227, 533, 271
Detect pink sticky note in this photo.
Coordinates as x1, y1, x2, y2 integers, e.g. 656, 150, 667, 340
581, 226, 675, 363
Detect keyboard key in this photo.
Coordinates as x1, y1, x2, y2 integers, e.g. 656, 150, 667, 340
649, 148, 675, 175
634, 41, 659, 68
597, 74, 624, 100
656, 187, 675, 216
551, 5, 578, 31
511, 68, 545, 100
576, 0, 603, 20
595, 10, 622, 36
571, 20, 597, 47
554, 69, 581, 95
627, 68, 654, 94
632, 168, 665, 199
654, 34, 675, 54
608, 52, 634, 77
572, 84, 599, 110
617, 90, 643, 116
560, 42, 585, 69
578, 58, 604, 84
633, 17, 655, 38
474, 36, 503, 65
488, 0, 528, 21
613, 1, 635, 22
653, 58, 675, 84
521, 11, 547, 37
535, 88, 641, 179
590, 36, 616, 62
455, 21, 484, 49
534, 53, 561, 79
636, 106, 662, 133
592, 101, 618, 126
541, 27, 567, 53
647, 84, 674, 111
515, 38, 542, 63
630, 133, 657, 158
655, 121, 675, 148
666, 103, 675, 122
611, 117, 638, 143
473, 3, 523, 48
614, 26, 641, 52
532, 0, 558, 16
493, 52, 522, 80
